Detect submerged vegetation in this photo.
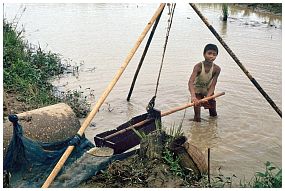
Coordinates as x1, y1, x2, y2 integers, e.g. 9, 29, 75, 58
235, 3, 282, 14
252, 3, 282, 14
3, 19, 91, 117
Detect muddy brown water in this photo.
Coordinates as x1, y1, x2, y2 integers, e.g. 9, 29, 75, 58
4, 3, 282, 186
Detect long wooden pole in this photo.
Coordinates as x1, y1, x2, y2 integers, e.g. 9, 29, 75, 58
41, 4, 166, 188
127, 6, 164, 101
189, 3, 282, 118
103, 92, 225, 140
161, 92, 224, 117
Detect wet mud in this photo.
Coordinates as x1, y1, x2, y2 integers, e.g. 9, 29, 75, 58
80, 154, 189, 188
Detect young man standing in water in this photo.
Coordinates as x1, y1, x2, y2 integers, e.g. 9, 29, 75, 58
188, 44, 221, 122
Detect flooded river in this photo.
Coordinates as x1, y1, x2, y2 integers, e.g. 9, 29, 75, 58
4, 3, 282, 186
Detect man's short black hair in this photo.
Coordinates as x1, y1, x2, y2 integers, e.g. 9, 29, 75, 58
204, 44, 218, 55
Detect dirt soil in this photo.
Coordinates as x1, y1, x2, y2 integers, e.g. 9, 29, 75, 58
3, 91, 32, 117
80, 154, 198, 188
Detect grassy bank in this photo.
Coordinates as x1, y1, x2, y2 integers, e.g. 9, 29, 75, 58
3, 19, 90, 117
83, 157, 281, 188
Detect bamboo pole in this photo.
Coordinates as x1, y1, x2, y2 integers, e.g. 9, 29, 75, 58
189, 3, 281, 118
103, 92, 225, 140
127, 6, 164, 101
161, 92, 224, 117
41, 4, 166, 188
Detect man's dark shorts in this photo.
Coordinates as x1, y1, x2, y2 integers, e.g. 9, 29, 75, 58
195, 93, 216, 109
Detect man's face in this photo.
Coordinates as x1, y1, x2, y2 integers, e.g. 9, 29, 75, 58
203, 50, 217, 63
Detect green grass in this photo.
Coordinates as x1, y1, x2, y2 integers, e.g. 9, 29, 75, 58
3, 19, 90, 117
249, 161, 281, 188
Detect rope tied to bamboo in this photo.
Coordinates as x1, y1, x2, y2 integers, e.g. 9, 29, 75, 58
41, 4, 166, 188
147, 3, 176, 112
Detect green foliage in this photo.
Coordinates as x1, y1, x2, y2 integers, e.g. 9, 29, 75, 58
250, 161, 282, 188
162, 122, 186, 178
132, 119, 161, 140
238, 161, 282, 188
3, 19, 90, 117
134, 121, 186, 178
155, 119, 162, 131
211, 172, 236, 188
199, 162, 282, 188
28, 48, 64, 77
132, 128, 147, 140
162, 149, 184, 177
167, 107, 186, 142
196, 167, 236, 188
168, 123, 183, 142
60, 89, 91, 118
3, 21, 27, 69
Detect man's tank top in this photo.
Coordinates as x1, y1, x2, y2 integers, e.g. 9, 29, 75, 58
194, 61, 214, 95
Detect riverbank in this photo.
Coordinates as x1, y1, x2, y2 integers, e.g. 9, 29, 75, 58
80, 134, 281, 188
3, 19, 90, 118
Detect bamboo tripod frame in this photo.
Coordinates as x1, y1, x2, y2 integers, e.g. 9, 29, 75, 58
126, 3, 281, 118
41, 3, 280, 188
41, 4, 166, 188
127, 5, 164, 101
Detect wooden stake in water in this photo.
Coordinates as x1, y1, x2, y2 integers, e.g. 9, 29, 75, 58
208, 148, 211, 185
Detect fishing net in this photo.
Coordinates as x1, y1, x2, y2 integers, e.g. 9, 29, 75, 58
3, 109, 160, 188
3, 114, 94, 188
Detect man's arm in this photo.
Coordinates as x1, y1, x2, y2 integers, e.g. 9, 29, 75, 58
207, 65, 221, 97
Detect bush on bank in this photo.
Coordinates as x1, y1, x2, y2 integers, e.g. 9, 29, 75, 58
3, 19, 90, 117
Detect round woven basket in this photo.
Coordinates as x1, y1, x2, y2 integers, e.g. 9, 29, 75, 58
183, 141, 207, 174
169, 136, 207, 177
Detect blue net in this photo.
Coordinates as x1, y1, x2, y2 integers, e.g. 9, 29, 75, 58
3, 110, 157, 188
3, 114, 94, 188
